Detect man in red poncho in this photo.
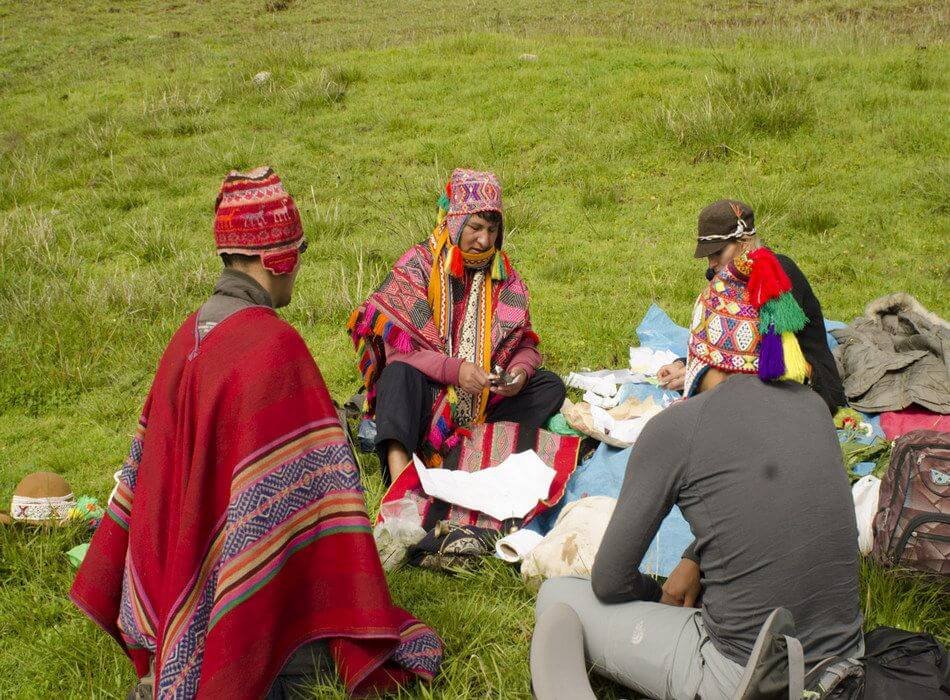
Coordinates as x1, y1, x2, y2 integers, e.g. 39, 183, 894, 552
71, 167, 443, 699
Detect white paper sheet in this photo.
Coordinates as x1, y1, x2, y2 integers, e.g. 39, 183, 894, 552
582, 388, 619, 409
567, 369, 654, 409
495, 528, 544, 563
589, 403, 662, 444
589, 404, 615, 433
566, 372, 618, 397
607, 413, 656, 444
413, 451, 556, 521
628, 347, 679, 377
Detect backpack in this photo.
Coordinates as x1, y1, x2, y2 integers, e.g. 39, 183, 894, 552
860, 627, 950, 699
733, 612, 950, 700
871, 430, 950, 574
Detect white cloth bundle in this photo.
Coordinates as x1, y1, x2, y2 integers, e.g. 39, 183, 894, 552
521, 496, 617, 588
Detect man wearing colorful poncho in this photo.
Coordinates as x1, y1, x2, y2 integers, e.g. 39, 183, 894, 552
71, 168, 442, 699
531, 247, 863, 699
349, 169, 566, 482
657, 199, 846, 414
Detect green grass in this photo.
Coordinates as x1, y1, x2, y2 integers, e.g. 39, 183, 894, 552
1, 0, 949, 697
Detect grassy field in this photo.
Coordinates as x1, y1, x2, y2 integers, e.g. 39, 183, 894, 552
1, 0, 949, 697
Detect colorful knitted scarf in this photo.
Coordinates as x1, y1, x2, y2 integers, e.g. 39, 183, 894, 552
347, 169, 539, 461
684, 247, 810, 397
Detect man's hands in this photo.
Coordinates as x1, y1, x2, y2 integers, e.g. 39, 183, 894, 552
458, 361, 490, 395
458, 363, 527, 398
660, 558, 701, 608
657, 360, 687, 392
489, 368, 527, 397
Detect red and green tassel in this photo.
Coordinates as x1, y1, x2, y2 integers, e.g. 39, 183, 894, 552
747, 247, 792, 307
758, 292, 808, 335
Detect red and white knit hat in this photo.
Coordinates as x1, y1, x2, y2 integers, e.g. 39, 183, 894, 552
213, 166, 304, 274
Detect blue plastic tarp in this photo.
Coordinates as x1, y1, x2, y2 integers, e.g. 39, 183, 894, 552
531, 307, 693, 577
635, 303, 690, 358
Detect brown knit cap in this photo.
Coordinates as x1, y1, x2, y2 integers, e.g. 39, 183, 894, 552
694, 199, 756, 258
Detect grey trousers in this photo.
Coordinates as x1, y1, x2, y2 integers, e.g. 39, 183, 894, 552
535, 577, 745, 700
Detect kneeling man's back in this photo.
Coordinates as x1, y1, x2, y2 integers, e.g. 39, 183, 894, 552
594, 374, 862, 666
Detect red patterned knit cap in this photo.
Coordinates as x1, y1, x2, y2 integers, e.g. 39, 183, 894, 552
214, 166, 304, 275
442, 168, 503, 245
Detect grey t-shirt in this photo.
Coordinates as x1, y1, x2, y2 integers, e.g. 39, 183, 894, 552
591, 374, 863, 667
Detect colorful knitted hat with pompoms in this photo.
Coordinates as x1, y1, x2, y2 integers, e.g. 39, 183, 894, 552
432, 169, 510, 283
683, 247, 810, 397
441, 169, 504, 245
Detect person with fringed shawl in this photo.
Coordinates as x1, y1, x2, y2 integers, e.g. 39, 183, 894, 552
71, 168, 442, 700
656, 199, 846, 414
348, 169, 565, 483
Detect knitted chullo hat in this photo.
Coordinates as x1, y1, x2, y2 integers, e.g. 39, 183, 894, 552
694, 199, 756, 258
683, 247, 810, 397
431, 169, 510, 281
441, 169, 504, 246
213, 166, 304, 275
10, 471, 76, 524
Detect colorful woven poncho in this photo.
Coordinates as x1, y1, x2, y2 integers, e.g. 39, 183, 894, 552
684, 247, 810, 397
347, 169, 539, 462
71, 307, 442, 698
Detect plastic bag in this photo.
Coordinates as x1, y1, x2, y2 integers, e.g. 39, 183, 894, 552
852, 475, 882, 555
357, 418, 377, 453
373, 497, 426, 571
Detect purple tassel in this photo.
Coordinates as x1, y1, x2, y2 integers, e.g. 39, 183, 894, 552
758, 327, 786, 380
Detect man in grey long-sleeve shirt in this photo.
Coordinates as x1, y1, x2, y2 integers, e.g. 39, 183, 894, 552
532, 251, 863, 700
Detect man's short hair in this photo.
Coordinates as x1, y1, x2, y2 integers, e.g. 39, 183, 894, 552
220, 252, 259, 268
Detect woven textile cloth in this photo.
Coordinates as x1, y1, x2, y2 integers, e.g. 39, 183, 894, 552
71, 307, 442, 698
378, 422, 580, 532
684, 255, 761, 395
684, 247, 810, 397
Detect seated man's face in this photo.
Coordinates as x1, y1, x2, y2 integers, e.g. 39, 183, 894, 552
706, 241, 739, 275
459, 213, 500, 254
